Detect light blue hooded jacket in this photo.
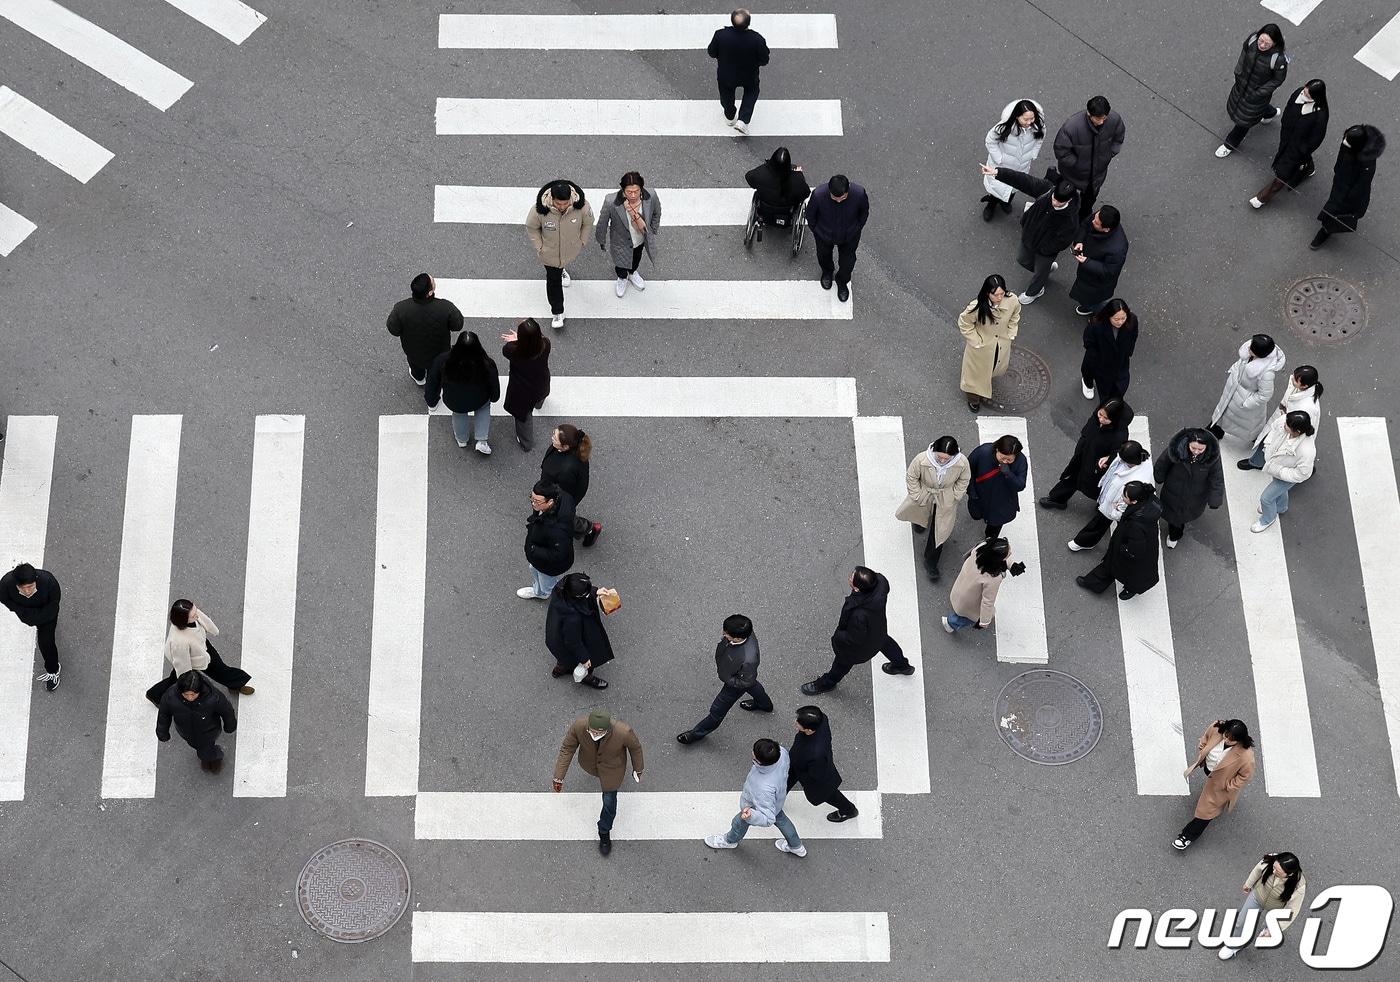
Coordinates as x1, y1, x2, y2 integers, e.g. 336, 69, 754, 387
738, 746, 791, 826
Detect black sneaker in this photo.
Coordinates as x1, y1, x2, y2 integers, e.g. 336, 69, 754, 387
598, 831, 612, 857
36, 666, 60, 692
800, 679, 834, 696
827, 809, 859, 823
881, 663, 915, 676
582, 522, 602, 547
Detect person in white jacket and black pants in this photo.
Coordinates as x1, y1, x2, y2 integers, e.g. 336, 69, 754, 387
1250, 410, 1316, 532
1066, 440, 1153, 551
981, 99, 1045, 221
146, 599, 254, 705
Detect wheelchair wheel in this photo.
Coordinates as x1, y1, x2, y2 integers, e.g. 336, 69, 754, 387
743, 199, 758, 249
791, 200, 808, 256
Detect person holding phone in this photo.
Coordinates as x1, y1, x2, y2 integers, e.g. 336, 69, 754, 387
1068, 206, 1129, 317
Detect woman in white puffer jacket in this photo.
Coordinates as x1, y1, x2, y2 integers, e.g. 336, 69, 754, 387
1239, 365, 1323, 469
1251, 410, 1316, 532
982, 99, 1045, 222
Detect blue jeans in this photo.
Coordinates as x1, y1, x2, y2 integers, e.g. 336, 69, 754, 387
945, 612, 975, 632
531, 566, 562, 598
1259, 479, 1292, 526
450, 402, 491, 444
599, 790, 617, 833
1248, 445, 1265, 468
725, 809, 802, 848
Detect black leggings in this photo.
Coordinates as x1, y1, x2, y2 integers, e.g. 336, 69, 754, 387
614, 244, 644, 279
146, 641, 250, 702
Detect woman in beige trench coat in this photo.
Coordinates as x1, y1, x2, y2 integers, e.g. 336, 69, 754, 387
942, 538, 1019, 633
959, 274, 1022, 413
894, 435, 971, 582
1174, 718, 1257, 850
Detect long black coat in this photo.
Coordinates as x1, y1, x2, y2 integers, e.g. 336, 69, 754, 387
1319, 126, 1386, 233
156, 683, 235, 754
707, 25, 769, 85
788, 718, 843, 804
966, 442, 1028, 526
501, 340, 550, 418
540, 447, 589, 504
545, 586, 615, 671
525, 492, 575, 576
1153, 429, 1224, 527
1068, 221, 1129, 306
1271, 88, 1328, 181
831, 572, 891, 666
1106, 498, 1162, 594
1058, 403, 1135, 500
1081, 315, 1138, 399
1226, 35, 1288, 126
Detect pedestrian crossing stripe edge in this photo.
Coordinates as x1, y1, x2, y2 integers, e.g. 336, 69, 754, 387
438, 13, 839, 50
435, 99, 844, 137
432, 279, 855, 321
435, 186, 758, 226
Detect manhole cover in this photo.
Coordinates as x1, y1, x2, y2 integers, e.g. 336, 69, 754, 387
989, 345, 1051, 413
995, 670, 1102, 765
297, 839, 411, 943
1285, 276, 1366, 343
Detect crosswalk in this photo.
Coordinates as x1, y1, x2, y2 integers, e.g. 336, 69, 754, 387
438, 13, 840, 50
1260, 0, 1400, 80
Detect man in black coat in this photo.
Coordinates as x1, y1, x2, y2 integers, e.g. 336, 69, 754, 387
1, 562, 64, 691
1038, 400, 1134, 510
981, 165, 1080, 304
1052, 96, 1126, 218
520, 481, 575, 600
386, 273, 463, 386
804, 175, 870, 303
156, 671, 236, 773
677, 614, 773, 744
1068, 206, 1129, 317
789, 706, 858, 822
1076, 482, 1161, 600
545, 573, 614, 689
801, 567, 913, 694
706, 9, 769, 134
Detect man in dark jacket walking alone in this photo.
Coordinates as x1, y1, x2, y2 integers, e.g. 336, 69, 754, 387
980, 165, 1079, 304
804, 175, 869, 303
1076, 481, 1161, 600
801, 567, 914, 694
1, 562, 64, 691
789, 705, 859, 822
386, 273, 462, 386
677, 614, 774, 744
519, 481, 575, 600
707, 9, 769, 134
156, 671, 236, 773
1069, 206, 1129, 317
1053, 96, 1126, 218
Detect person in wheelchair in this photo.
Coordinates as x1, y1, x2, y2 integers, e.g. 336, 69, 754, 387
745, 147, 810, 222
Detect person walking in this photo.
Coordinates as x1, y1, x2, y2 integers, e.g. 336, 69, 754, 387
545, 572, 615, 689
805, 175, 869, 303
965, 435, 1028, 538
942, 537, 1022, 634
1, 562, 64, 692
1038, 399, 1134, 512
1215, 25, 1289, 157
703, 738, 806, 857
677, 614, 773, 745
745, 146, 809, 212
1175, 718, 1257, 850
958, 274, 1021, 413
1249, 410, 1316, 533
146, 599, 254, 704
1249, 81, 1328, 208
788, 706, 859, 822
707, 9, 769, 135
386, 273, 462, 386
1066, 440, 1153, 551
1240, 365, 1323, 461
1209, 334, 1286, 442
1052, 96, 1126, 218
1075, 481, 1161, 600
1080, 299, 1138, 401
894, 435, 971, 582
1068, 206, 1128, 317
526, 179, 594, 329
541, 423, 602, 547
552, 709, 643, 857
595, 171, 661, 299
1311, 125, 1386, 249
1154, 427, 1225, 548
500, 318, 551, 452
981, 99, 1045, 221
979, 165, 1079, 304
519, 481, 575, 601
425, 331, 500, 456
1218, 853, 1307, 960
155, 671, 236, 774
800, 567, 914, 695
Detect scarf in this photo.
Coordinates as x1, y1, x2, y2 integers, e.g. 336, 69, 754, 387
928, 450, 965, 484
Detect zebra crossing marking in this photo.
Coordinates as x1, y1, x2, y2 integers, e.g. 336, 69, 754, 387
1356, 11, 1400, 80
0, 85, 113, 183
976, 417, 1048, 664
1260, 0, 1327, 25
160, 0, 266, 45
0, 201, 37, 256
434, 185, 757, 226
435, 98, 844, 136
438, 13, 838, 50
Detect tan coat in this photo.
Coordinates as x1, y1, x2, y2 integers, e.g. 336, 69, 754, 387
949, 543, 1006, 625
526, 187, 595, 269
894, 451, 971, 546
958, 296, 1021, 399
1189, 720, 1256, 819
553, 717, 644, 792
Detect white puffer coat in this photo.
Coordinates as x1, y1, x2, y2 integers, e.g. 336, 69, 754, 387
1259, 413, 1316, 484
1252, 381, 1322, 448
983, 99, 1046, 201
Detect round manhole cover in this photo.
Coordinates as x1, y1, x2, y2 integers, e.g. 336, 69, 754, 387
297, 839, 411, 943
1285, 276, 1366, 343
989, 345, 1051, 413
995, 670, 1103, 765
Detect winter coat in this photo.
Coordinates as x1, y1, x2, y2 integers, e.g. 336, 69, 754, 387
1095, 455, 1155, 522
1153, 429, 1224, 527
1252, 382, 1322, 449
386, 297, 462, 375
707, 25, 769, 85
1068, 221, 1129, 306
983, 100, 1045, 202
1210, 341, 1286, 439
0, 567, 61, 626
894, 450, 971, 545
544, 581, 615, 672
966, 442, 1028, 526
715, 632, 761, 688
737, 746, 791, 826
1189, 720, 1256, 819
805, 182, 870, 244
425, 351, 500, 414
958, 296, 1021, 399
165, 609, 220, 676
501, 340, 550, 418
1057, 403, 1135, 500
994, 167, 1080, 257
553, 717, 643, 792
787, 718, 843, 804
1104, 497, 1161, 595
156, 681, 235, 753
1052, 110, 1126, 191
540, 446, 589, 504
1081, 313, 1138, 399
525, 492, 576, 576
830, 572, 892, 666
1244, 860, 1308, 923
525, 181, 594, 268
745, 161, 810, 211
1258, 413, 1316, 484
1226, 34, 1289, 126
1271, 87, 1328, 182
949, 542, 1006, 625
1320, 126, 1386, 233
595, 189, 661, 271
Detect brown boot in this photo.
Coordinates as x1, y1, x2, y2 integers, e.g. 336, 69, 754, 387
236, 685, 255, 695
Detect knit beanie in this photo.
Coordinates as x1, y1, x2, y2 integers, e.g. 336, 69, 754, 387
587, 710, 612, 731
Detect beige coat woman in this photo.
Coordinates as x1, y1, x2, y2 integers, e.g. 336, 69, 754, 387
894, 449, 971, 546
949, 542, 1008, 626
1186, 720, 1257, 819
958, 295, 1021, 400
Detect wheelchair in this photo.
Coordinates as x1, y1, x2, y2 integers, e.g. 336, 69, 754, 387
743, 192, 808, 256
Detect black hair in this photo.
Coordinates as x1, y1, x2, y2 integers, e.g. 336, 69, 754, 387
768, 146, 791, 170
513, 317, 548, 360
618, 171, 645, 192
993, 434, 1023, 456
410, 273, 432, 299
1302, 79, 1327, 115
731, 8, 751, 28
1098, 398, 1126, 424
974, 274, 1009, 325
443, 331, 493, 383
1117, 440, 1147, 466
1260, 852, 1303, 906
1284, 410, 1315, 436
550, 180, 574, 202
723, 614, 753, 639
169, 598, 194, 629
562, 572, 593, 599
1249, 333, 1276, 358
753, 738, 780, 765
1256, 23, 1285, 52
1293, 365, 1322, 400
976, 537, 1011, 576
1215, 718, 1256, 749
532, 480, 560, 500
827, 174, 850, 197
1053, 180, 1077, 202
177, 670, 206, 694
994, 99, 1045, 142
1094, 298, 1133, 326
11, 563, 37, 585
1123, 480, 1153, 503
931, 435, 959, 456
1095, 205, 1121, 230
852, 566, 878, 592
796, 705, 825, 731
1086, 95, 1112, 117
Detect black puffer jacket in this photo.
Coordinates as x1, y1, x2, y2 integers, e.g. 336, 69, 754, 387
1052, 110, 1126, 190
830, 572, 891, 666
1227, 33, 1289, 126
1320, 125, 1386, 232
156, 681, 236, 752
1271, 87, 1328, 181
541, 446, 589, 504
1058, 402, 1135, 500
1153, 428, 1225, 527
994, 168, 1080, 257
525, 492, 575, 576
788, 717, 843, 804
545, 583, 615, 671
1068, 220, 1129, 306
1106, 497, 1162, 594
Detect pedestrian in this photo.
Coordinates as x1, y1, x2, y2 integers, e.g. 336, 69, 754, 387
1066, 440, 1153, 551
1215, 25, 1289, 157
894, 435, 971, 582
942, 537, 1023, 634
1208, 334, 1286, 442
1037, 398, 1134, 512
1068, 206, 1128, 317
552, 709, 643, 857
1249, 410, 1316, 533
500, 317, 551, 452
745, 146, 810, 213
595, 171, 661, 299
0, 561, 63, 691
1075, 481, 1161, 600
1241, 365, 1323, 462
145, 599, 254, 704
980, 99, 1045, 221
155, 671, 236, 774
958, 274, 1022, 413
1249, 81, 1328, 208
1311, 125, 1386, 249
425, 331, 500, 456
541, 423, 602, 546
800, 566, 915, 695
1175, 718, 1257, 850
386, 273, 462, 386
676, 614, 774, 745
545, 572, 615, 689
526, 179, 594, 330
788, 706, 859, 822
518, 480, 574, 601
1153, 427, 1225, 549
804, 174, 869, 303
1080, 299, 1138, 401
706, 9, 769, 135
1052, 95, 1126, 218
703, 737, 806, 857
1218, 852, 1307, 960
979, 164, 1079, 304
965, 435, 1028, 538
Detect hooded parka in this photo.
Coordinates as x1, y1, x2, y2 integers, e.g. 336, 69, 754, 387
1319, 125, 1386, 233
526, 181, 595, 268
982, 100, 1045, 202
156, 680, 236, 757
830, 572, 892, 666
787, 717, 844, 805
1210, 340, 1287, 439
1153, 428, 1225, 528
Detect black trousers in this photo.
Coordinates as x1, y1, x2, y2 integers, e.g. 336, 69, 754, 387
146, 642, 251, 702
816, 638, 910, 688
719, 80, 759, 123
1224, 106, 1279, 149
1180, 816, 1212, 841
1079, 558, 1116, 593
1073, 512, 1113, 548
924, 532, 944, 572
689, 680, 774, 738
813, 234, 859, 285
1077, 181, 1101, 220
614, 244, 644, 280
808, 788, 858, 816
1167, 522, 1186, 542
983, 522, 1004, 539
544, 265, 565, 315
35, 619, 60, 674
1043, 475, 1081, 506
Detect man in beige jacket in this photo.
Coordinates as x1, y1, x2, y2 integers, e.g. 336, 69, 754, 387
552, 709, 644, 856
526, 179, 594, 330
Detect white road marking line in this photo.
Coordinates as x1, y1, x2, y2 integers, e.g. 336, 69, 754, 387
159, 0, 266, 44
436, 98, 844, 136
364, 414, 428, 796
435, 185, 758, 226
0, 0, 193, 110
432, 278, 852, 321
0, 416, 57, 801
1260, 0, 1328, 26
439, 13, 838, 49
0, 200, 37, 256
976, 417, 1048, 663
232, 415, 304, 798
101, 415, 182, 798
413, 911, 891, 963
1355, 11, 1400, 80
0, 86, 113, 183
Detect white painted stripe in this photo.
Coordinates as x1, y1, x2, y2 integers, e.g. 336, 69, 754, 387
426, 377, 856, 419
0, 416, 57, 801
975, 417, 1048, 664
436, 99, 843, 136
232, 415, 303, 798
0, 200, 36, 256
435, 185, 758, 226
413, 911, 891, 963
1122, 418, 1188, 795
1337, 418, 1400, 793
101, 415, 182, 798
160, 0, 266, 44
440, 13, 838, 50
433, 279, 852, 321
852, 417, 929, 794
415, 790, 881, 840
1221, 446, 1320, 797
1261, 0, 1327, 26
1355, 11, 1400, 81
0, 86, 113, 183
364, 415, 428, 796
0, 0, 193, 110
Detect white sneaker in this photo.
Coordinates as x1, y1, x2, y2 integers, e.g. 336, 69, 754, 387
516, 586, 546, 600
36, 668, 60, 692
560, 268, 571, 287
1067, 540, 1089, 552
775, 840, 808, 857
1017, 290, 1044, 305
941, 616, 955, 634
615, 277, 627, 298
628, 271, 646, 290
1214, 144, 1233, 158
551, 314, 565, 330
1250, 520, 1274, 533
1219, 945, 1240, 961
1166, 537, 1179, 549
733, 120, 748, 135
474, 441, 492, 455
1081, 379, 1096, 400
1249, 196, 1264, 209
1023, 200, 1033, 213
410, 370, 425, 386
704, 834, 738, 850
1260, 108, 1279, 124
725, 117, 737, 127
455, 437, 469, 448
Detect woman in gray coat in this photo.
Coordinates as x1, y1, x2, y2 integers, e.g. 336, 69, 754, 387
1209, 334, 1286, 442
595, 171, 662, 298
